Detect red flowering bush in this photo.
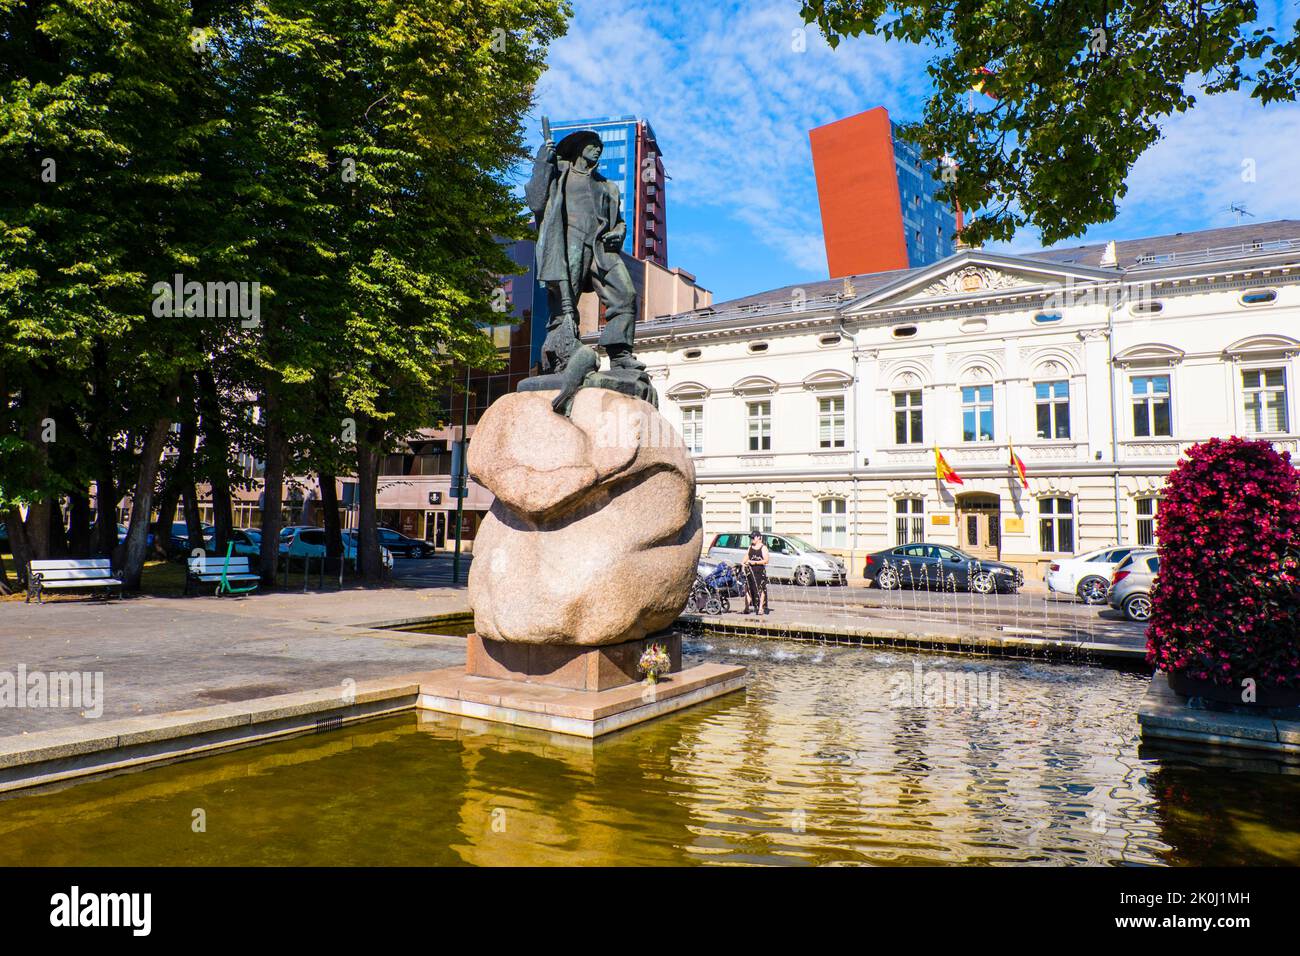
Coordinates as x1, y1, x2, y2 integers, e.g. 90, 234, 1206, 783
1148, 437, 1300, 690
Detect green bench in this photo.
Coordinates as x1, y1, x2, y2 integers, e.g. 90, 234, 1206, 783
187, 550, 260, 596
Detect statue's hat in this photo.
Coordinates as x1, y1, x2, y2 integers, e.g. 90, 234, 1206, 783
555, 129, 603, 162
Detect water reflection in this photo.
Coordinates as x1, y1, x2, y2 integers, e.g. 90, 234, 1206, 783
0, 637, 1296, 865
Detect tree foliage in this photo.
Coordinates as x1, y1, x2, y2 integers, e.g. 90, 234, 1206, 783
800, 0, 1300, 245
1, 0, 569, 588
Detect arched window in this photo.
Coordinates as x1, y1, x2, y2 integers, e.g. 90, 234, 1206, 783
895, 498, 925, 545
961, 378, 995, 442
819, 498, 847, 548
680, 404, 704, 454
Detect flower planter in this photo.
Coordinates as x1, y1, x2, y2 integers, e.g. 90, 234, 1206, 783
1167, 671, 1300, 710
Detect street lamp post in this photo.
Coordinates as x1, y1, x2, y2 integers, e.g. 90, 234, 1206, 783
452, 364, 471, 584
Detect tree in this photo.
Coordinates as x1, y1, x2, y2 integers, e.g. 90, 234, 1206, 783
210, 0, 563, 584
800, 1, 1300, 245
0, 0, 220, 588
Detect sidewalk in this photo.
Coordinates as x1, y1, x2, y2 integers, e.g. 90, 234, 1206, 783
0, 587, 472, 734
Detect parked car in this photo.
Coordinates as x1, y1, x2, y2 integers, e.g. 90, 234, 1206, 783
1045, 545, 1143, 605
169, 521, 215, 551
706, 532, 847, 586
373, 527, 434, 559
696, 558, 746, 598
285, 528, 394, 571
862, 543, 1025, 594
342, 530, 396, 570
1108, 550, 1159, 622
116, 523, 155, 547
204, 528, 262, 558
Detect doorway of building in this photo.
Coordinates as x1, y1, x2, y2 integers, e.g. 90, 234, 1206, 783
426, 511, 446, 549
956, 492, 1001, 560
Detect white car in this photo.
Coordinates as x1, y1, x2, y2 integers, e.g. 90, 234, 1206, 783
285, 528, 393, 571
1045, 545, 1144, 604
706, 532, 847, 586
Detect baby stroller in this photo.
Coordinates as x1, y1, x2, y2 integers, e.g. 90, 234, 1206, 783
689, 561, 738, 614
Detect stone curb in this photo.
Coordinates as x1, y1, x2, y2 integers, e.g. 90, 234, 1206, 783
0, 678, 423, 793
1137, 671, 1300, 763
678, 613, 1146, 661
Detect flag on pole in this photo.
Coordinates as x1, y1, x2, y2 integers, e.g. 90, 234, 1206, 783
1009, 440, 1028, 489
971, 66, 997, 98
934, 446, 963, 485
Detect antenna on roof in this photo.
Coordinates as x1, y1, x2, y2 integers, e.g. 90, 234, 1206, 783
1226, 202, 1255, 226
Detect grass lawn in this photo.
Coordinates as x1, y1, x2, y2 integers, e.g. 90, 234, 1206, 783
0, 558, 189, 602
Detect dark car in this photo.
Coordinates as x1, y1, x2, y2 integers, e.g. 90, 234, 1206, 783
862, 543, 1024, 594
375, 527, 433, 559
169, 522, 215, 551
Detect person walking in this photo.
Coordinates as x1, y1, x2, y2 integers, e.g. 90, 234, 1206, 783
742, 531, 771, 615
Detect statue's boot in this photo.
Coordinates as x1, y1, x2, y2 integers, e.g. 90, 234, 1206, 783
551, 344, 598, 415
608, 349, 646, 372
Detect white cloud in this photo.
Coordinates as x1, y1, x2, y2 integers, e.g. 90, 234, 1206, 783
534, 0, 933, 274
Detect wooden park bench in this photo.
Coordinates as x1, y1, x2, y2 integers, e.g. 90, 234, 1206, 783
26, 558, 124, 604
187, 550, 260, 597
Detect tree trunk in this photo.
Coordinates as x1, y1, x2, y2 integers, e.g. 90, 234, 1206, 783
5, 505, 32, 588
120, 416, 173, 590
152, 458, 183, 558
258, 388, 287, 587
93, 447, 118, 557
67, 491, 92, 557
22, 499, 52, 562
182, 482, 204, 558
320, 473, 343, 558
356, 418, 384, 584
197, 369, 234, 556
45, 499, 69, 558
172, 413, 203, 554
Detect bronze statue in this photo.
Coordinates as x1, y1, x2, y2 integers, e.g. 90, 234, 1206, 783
525, 124, 644, 380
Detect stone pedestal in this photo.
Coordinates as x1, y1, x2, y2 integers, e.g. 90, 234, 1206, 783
467, 632, 681, 692
450, 387, 745, 737
417, 661, 747, 739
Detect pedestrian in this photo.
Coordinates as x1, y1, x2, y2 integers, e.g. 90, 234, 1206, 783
742, 531, 771, 615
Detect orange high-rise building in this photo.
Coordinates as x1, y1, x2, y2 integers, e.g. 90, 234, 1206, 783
809, 107, 957, 278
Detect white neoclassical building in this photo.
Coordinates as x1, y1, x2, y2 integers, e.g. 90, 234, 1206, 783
620, 220, 1300, 577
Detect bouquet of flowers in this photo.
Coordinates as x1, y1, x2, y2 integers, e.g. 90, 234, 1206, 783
638, 642, 673, 684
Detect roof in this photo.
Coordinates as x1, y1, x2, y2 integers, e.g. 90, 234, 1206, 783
642, 219, 1300, 332
1028, 219, 1300, 269
701, 267, 913, 313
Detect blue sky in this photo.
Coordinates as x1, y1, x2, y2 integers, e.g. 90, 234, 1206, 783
523, 0, 1300, 303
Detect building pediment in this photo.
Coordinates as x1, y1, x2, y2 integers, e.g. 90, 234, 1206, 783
916, 265, 1037, 298
842, 250, 1119, 316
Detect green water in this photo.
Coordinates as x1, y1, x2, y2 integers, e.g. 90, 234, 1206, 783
1, 637, 1297, 866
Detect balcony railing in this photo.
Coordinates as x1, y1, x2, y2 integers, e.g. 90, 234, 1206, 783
1133, 237, 1300, 268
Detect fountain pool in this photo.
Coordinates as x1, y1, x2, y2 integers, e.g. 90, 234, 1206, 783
0, 636, 1296, 866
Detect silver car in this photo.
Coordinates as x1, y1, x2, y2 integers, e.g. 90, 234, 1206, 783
1107, 550, 1159, 622
705, 532, 847, 586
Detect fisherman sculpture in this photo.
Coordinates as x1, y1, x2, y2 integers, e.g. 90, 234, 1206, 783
524, 122, 644, 383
